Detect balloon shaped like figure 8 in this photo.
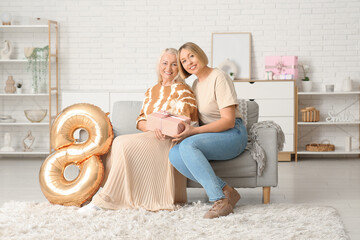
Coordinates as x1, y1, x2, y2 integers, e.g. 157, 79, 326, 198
39, 103, 113, 206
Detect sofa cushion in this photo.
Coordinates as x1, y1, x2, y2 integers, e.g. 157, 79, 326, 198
208, 149, 257, 178
246, 100, 259, 132
112, 101, 142, 136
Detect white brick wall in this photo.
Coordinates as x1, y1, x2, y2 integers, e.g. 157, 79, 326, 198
0, 0, 358, 91
1, 0, 360, 153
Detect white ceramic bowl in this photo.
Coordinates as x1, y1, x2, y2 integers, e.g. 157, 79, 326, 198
24, 109, 47, 123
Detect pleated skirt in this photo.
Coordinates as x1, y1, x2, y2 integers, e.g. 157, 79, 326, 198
91, 131, 187, 211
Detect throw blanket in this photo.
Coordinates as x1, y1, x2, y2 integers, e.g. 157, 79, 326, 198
247, 121, 285, 176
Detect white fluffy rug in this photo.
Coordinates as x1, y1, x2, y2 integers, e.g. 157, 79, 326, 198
0, 201, 348, 240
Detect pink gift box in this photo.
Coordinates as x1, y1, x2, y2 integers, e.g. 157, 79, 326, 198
265, 56, 298, 80
146, 111, 170, 131
146, 111, 191, 137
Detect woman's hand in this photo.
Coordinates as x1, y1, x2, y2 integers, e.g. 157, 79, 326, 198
172, 122, 197, 142
154, 128, 168, 141
137, 120, 147, 132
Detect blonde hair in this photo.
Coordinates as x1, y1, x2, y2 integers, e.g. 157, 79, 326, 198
157, 48, 183, 84
178, 42, 209, 79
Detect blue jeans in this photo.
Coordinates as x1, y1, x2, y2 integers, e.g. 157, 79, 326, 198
169, 118, 248, 201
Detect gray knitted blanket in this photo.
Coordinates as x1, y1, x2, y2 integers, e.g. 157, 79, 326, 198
247, 121, 285, 176
237, 99, 285, 175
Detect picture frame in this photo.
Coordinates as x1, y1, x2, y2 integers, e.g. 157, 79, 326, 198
211, 32, 252, 80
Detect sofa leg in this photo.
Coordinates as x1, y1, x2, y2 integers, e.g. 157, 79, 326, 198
263, 187, 270, 204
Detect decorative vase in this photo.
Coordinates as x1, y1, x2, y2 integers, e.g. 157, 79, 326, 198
4, 75, 16, 93
1, 13, 11, 25
301, 81, 312, 92
16, 88, 22, 94
0, 133, 15, 152
342, 77, 352, 92
1, 40, 13, 59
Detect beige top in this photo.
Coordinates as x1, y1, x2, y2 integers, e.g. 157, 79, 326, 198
192, 68, 242, 125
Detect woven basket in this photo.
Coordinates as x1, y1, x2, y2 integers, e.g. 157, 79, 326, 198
301, 107, 320, 122
306, 143, 335, 152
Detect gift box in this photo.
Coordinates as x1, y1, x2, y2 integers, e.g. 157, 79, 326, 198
279, 74, 294, 80
265, 56, 298, 80
264, 71, 273, 80
146, 111, 191, 137
146, 111, 170, 131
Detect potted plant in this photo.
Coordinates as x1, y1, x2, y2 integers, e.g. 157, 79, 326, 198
300, 64, 311, 92
229, 72, 235, 80
25, 45, 49, 93
16, 82, 22, 94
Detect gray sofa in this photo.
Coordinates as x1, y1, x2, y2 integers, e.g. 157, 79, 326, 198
111, 100, 278, 204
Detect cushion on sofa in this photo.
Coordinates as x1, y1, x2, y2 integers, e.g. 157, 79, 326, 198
245, 100, 259, 132
209, 150, 257, 178
112, 101, 142, 136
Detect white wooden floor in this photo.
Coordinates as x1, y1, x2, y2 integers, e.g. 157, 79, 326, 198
0, 157, 359, 239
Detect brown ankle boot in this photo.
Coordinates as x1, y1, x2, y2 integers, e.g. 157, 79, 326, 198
203, 198, 233, 219
223, 186, 240, 208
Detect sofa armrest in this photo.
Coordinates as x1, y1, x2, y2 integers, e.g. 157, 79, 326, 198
255, 128, 278, 187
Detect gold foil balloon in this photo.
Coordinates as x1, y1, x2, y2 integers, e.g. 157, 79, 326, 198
39, 103, 113, 206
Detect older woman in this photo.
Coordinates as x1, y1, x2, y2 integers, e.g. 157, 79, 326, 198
80, 48, 198, 212
169, 42, 248, 219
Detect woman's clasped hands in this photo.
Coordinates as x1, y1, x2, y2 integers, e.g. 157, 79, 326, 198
172, 121, 196, 142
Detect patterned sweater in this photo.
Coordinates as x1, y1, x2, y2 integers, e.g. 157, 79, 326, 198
136, 82, 198, 127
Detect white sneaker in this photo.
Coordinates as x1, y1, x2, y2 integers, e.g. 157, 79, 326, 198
78, 203, 102, 214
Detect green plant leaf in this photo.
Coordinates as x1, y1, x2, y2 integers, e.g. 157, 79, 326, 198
302, 77, 310, 81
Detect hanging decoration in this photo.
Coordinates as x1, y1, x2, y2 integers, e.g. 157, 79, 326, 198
25, 45, 49, 93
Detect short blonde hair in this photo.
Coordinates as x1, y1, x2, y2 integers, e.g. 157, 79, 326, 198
178, 42, 209, 79
157, 48, 183, 84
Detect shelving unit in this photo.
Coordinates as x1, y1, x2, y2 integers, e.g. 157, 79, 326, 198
295, 90, 360, 161
0, 21, 59, 156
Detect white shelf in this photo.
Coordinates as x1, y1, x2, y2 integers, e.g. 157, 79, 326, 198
297, 147, 360, 155
0, 59, 52, 63
298, 121, 360, 125
0, 150, 50, 155
298, 91, 360, 95
0, 122, 49, 126
0, 93, 56, 96
0, 59, 28, 63
0, 25, 48, 28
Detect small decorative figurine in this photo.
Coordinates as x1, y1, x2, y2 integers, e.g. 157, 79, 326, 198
0, 133, 15, 152
23, 130, 35, 152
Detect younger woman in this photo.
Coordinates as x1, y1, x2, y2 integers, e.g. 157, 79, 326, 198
169, 42, 248, 219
